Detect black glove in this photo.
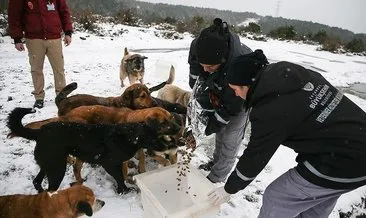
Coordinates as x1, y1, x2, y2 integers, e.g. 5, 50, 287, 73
204, 104, 230, 136
205, 115, 226, 136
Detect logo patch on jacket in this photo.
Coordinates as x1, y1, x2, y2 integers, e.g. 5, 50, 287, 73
28, 1, 34, 10
302, 82, 314, 91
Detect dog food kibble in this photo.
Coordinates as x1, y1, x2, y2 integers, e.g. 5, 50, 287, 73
176, 147, 195, 193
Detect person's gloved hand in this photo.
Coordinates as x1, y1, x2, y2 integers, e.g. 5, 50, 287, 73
208, 186, 231, 205
205, 116, 226, 136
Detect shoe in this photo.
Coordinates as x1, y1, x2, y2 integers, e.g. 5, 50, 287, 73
206, 175, 217, 183
33, 100, 44, 109
198, 161, 214, 171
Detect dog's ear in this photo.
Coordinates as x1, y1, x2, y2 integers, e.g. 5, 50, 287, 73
77, 201, 93, 216
121, 88, 133, 107
124, 47, 129, 56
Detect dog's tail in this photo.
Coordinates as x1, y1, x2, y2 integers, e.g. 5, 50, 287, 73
166, 65, 175, 85
124, 47, 129, 56
7, 117, 59, 138
55, 82, 78, 107
149, 65, 176, 92
7, 107, 39, 141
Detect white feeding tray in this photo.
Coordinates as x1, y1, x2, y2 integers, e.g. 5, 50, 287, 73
134, 164, 219, 218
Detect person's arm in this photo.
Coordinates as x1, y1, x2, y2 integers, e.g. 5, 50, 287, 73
188, 39, 203, 89
58, 0, 73, 46
224, 130, 284, 194
58, 0, 73, 35
208, 108, 287, 205
205, 87, 245, 136
8, 0, 25, 44
224, 99, 292, 194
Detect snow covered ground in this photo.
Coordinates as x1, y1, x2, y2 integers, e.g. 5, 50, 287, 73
0, 22, 366, 217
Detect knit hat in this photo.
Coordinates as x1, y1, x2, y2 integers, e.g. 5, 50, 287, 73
195, 18, 229, 65
227, 49, 269, 86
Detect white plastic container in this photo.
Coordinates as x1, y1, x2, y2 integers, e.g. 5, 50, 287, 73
134, 164, 219, 218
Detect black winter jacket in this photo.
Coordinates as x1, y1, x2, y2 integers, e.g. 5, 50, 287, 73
225, 61, 366, 194
188, 32, 252, 133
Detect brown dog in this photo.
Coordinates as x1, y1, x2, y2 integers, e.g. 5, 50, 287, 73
16, 106, 181, 185
147, 113, 186, 167
120, 47, 148, 87
55, 82, 153, 116
0, 184, 105, 218
54, 67, 182, 117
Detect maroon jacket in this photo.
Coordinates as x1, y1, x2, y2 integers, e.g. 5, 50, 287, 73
8, 0, 73, 43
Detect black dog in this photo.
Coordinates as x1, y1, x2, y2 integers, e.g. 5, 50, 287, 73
7, 108, 180, 194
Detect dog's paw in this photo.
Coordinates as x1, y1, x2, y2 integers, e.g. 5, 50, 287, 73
32, 180, 44, 193
125, 177, 136, 185
6, 132, 15, 139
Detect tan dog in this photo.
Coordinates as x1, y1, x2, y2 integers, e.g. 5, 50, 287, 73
0, 184, 105, 218
120, 47, 148, 87
157, 65, 191, 107
154, 68, 195, 165
157, 84, 191, 107
13, 106, 181, 185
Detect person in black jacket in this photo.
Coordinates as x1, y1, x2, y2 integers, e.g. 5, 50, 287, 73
208, 49, 366, 217
187, 18, 252, 183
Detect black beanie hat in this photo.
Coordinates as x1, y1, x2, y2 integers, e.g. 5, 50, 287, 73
227, 49, 269, 86
195, 18, 229, 65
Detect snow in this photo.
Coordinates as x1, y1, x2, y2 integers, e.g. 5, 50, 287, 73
0, 22, 366, 217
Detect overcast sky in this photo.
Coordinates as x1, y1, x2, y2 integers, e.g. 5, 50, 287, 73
140, 0, 366, 34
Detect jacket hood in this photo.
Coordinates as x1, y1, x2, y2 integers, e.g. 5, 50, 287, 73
248, 61, 312, 106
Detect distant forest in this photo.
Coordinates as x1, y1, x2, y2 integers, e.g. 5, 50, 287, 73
68, 0, 366, 43
0, 0, 365, 43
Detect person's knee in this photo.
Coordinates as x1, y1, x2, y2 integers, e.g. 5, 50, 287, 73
261, 186, 273, 204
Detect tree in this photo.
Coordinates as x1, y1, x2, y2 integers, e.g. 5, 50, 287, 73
312, 30, 328, 44
114, 8, 139, 26
321, 37, 342, 52
268, 26, 297, 40
345, 38, 365, 53
187, 16, 208, 37
244, 22, 261, 33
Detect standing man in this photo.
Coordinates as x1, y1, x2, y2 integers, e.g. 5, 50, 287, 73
8, 0, 73, 108
187, 18, 252, 183
208, 50, 366, 218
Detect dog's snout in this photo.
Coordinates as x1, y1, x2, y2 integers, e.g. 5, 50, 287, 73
97, 199, 105, 207
93, 199, 105, 213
